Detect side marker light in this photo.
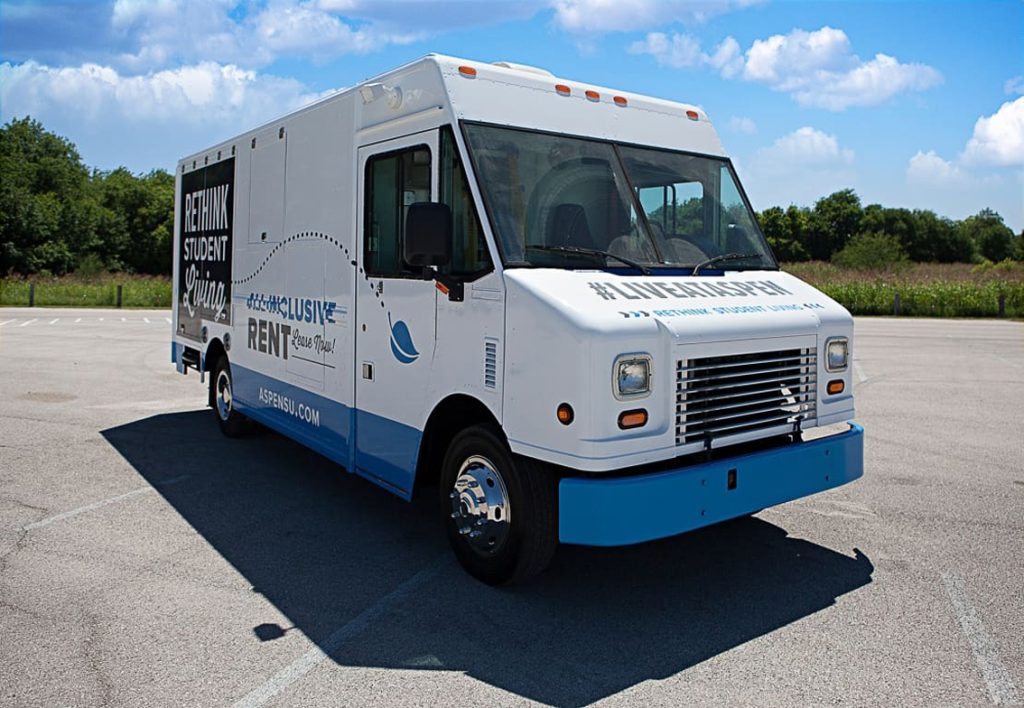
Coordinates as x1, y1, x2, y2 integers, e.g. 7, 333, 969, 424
557, 403, 575, 425
618, 409, 648, 429
827, 380, 845, 395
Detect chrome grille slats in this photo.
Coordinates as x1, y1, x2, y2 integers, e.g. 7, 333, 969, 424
676, 347, 817, 447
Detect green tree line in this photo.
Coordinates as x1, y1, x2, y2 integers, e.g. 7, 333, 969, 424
1, 117, 174, 276
756, 189, 1022, 268
1, 117, 1021, 276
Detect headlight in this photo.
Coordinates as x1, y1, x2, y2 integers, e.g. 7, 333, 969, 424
825, 337, 849, 372
614, 354, 651, 399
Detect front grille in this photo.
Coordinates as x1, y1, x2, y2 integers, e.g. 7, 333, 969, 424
676, 348, 817, 447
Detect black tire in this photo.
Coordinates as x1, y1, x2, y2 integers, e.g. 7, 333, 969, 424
440, 425, 558, 585
211, 355, 251, 438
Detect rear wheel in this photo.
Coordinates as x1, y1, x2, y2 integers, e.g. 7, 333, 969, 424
211, 355, 250, 437
440, 425, 558, 585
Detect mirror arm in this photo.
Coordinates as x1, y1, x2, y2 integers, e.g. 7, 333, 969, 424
418, 266, 464, 302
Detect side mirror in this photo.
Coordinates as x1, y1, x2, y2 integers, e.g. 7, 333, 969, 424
405, 202, 451, 268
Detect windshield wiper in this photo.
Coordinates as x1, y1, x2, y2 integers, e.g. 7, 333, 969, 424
526, 245, 652, 275
691, 252, 761, 276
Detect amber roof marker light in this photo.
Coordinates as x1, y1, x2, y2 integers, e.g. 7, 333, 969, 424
686, 110, 700, 121
585, 90, 600, 102
458, 65, 477, 78
555, 84, 571, 96
613, 96, 628, 107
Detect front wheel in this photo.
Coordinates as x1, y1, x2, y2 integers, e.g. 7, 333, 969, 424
211, 355, 251, 437
440, 425, 558, 585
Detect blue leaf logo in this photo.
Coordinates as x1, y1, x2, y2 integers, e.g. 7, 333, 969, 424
389, 315, 419, 364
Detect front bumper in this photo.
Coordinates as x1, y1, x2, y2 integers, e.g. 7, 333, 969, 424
558, 422, 864, 546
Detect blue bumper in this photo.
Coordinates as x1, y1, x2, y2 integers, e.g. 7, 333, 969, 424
558, 423, 864, 546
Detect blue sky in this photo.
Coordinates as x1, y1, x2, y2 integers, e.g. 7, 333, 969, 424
2, 0, 1022, 230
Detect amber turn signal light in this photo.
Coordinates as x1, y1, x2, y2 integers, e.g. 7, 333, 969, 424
827, 380, 845, 395
618, 409, 648, 429
557, 403, 574, 425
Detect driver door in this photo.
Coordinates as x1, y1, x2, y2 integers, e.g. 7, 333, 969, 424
354, 131, 438, 497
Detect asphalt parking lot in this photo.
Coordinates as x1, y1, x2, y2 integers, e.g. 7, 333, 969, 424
1, 308, 1021, 707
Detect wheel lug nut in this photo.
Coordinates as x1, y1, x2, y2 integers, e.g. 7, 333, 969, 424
459, 527, 471, 535
469, 530, 482, 539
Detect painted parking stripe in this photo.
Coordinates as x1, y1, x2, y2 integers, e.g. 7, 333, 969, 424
49, 318, 59, 324
0, 319, 14, 326
853, 360, 868, 383
144, 317, 150, 323
165, 317, 172, 323
233, 554, 451, 708
23, 476, 190, 531
942, 573, 1020, 705
75, 318, 82, 323
19, 319, 37, 327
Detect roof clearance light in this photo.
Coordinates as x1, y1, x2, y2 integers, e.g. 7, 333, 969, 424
613, 96, 628, 107
686, 110, 700, 121
585, 90, 600, 102
555, 84, 571, 96
458, 66, 477, 78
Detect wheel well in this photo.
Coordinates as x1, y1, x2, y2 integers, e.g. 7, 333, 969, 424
204, 338, 227, 408
415, 395, 501, 498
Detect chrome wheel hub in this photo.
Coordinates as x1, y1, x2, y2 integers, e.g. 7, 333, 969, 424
449, 455, 511, 556
215, 369, 233, 421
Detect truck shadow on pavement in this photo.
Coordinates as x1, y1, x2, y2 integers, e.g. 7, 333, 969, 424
103, 410, 874, 707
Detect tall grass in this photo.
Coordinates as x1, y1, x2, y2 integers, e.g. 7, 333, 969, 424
0, 274, 172, 308
3, 263, 1023, 317
784, 261, 1024, 318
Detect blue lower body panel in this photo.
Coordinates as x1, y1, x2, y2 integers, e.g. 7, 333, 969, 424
558, 423, 864, 546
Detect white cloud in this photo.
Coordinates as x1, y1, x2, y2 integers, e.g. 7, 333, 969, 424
630, 26, 942, 111
551, 0, 760, 34
628, 32, 702, 68
743, 26, 852, 86
739, 127, 856, 208
0, 60, 332, 171
66, 0, 426, 72
727, 116, 757, 134
906, 150, 968, 187
961, 97, 1024, 167
757, 127, 854, 166
1, 60, 324, 125
1005, 76, 1024, 95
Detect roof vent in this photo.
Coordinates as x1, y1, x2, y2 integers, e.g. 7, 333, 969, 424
491, 61, 554, 77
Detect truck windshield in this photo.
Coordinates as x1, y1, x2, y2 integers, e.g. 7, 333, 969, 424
462, 123, 776, 272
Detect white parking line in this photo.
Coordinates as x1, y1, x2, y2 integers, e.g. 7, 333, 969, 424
19, 319, 37, 327
233, 554, 450, 708
853, 360, 868, 383
121, 317, 126, 322
942, 573, 1020, 705
49, 318, 59, 324
165, 317, 171, 323
23, 476, 190, 531
144, 317, 150, 323
75, 317, 82, 323
0, 319, 14, 326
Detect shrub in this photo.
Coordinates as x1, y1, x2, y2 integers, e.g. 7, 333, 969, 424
832, 232, 908, 270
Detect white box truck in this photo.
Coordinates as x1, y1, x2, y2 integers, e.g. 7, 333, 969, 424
172, 55, 863, 584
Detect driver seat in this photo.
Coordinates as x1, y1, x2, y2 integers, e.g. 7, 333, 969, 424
547, 203, 595, 250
